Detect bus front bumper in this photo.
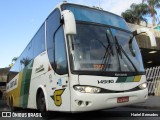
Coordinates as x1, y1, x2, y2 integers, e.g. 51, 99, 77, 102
71, 88, 148, 112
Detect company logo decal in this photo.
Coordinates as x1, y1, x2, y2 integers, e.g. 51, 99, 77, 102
57, 79, 62, 86
35, 65, 44, 73
6, 78, 18, 91
98, 80, 114, 84
51, 89, 65, 106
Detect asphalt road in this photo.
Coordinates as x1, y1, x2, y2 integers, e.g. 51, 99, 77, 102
0, 99, 160, 120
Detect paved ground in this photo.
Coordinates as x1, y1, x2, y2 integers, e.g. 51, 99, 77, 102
128, 96, 160, 110
0, 107, 160, 120
0, 96, 160, 120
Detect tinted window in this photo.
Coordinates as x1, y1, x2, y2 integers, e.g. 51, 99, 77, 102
62, 4, 130, 31
8, 58, 20, 82
20, 41, 33, 69
26, 41, 34, 60
8, 41, 34, 82
68, 23, 144, 73
46, 9, 61, 67
8, 23, 45, 82
33, 23, 45, 57
55, 27, 68, 75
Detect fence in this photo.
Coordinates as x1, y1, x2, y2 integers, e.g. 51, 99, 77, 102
146, 66, 160, 96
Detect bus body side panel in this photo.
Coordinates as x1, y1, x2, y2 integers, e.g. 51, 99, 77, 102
6, 73, 21, 107
27, 51, 50, 109
19, 61, 33, 108
27, 51, 71, 111
6, 64, 33, 108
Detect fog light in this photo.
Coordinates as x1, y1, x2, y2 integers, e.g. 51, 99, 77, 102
86, 101, 89, 106
78, 101, 83, 106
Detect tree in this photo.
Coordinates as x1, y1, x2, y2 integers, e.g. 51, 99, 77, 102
121, 3, 148, 25
9, 57, 18, 67
20, 58, 31, 67
142, 0, 160, 25
12, 57, 18, 63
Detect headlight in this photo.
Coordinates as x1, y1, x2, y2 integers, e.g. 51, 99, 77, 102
138, 82, 147, 90
74, 86, 101, 93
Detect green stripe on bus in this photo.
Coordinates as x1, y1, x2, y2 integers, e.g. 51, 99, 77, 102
20, 61, 33, 108
116, 76, 142, 83
116, 77, 127, 83
125, 77, 135, 82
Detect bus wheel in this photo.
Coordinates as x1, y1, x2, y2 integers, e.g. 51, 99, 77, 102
37, 91, 46, 112
37, 91, 51, 118
0, 91, 2, 99
9, 97, 16, 112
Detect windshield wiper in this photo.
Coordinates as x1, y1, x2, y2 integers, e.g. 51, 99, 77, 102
115, 36, 122, 71
93, 33, 113, 71
97, 33, 114, 71
114, 36, 138, 73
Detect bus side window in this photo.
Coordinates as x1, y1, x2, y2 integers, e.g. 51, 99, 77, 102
33, 23, 45, 57
46, 9, 61, 68
54, 27, 68, 75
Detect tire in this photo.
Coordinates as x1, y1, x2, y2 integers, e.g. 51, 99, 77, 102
9, 97, 20, 112
9, 97, 16, 112
0, 91, 2, 99
37, 91, 46, 112
37, 91, 51, 118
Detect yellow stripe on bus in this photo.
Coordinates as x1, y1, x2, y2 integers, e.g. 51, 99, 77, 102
16, 71, 23, 107
133, 75, 142, 82
6, 71, 23, 107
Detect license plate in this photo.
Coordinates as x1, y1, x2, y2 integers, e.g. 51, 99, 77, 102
117, 96, 129, 103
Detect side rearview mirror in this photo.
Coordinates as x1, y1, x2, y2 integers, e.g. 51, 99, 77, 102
129, 28, 157, 57
132, 28, 157, 47
61, 10, 77, 35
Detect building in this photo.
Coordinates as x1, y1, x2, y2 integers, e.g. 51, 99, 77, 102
128, 23, 160, 68
0, 67, 10, 99
128, 23, 160, 96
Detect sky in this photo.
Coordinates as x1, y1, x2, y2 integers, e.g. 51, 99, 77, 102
0, 0, 158, 68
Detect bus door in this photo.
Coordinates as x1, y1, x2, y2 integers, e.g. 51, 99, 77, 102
53, 26, 70, 111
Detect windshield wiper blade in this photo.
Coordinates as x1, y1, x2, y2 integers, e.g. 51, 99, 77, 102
100, 33, 114, 71
115, 37, 122, 71
114, 36, 138, 73
94, 34, 113, 71
95, 38, 112, 71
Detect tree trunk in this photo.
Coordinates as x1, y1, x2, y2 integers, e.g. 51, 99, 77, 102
152, 14, 156, 26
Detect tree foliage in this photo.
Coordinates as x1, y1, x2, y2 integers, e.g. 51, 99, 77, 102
121, 3, 149, 25
142, 0, 160, 25
12, 57, 18, 63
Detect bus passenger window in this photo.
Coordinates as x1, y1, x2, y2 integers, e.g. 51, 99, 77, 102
33, 24, 45, 57
46, 9, 61, 68
55, 27, 68, 75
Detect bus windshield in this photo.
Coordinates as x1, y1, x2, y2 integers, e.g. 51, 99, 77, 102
62, 4, 145, 75
69, 23, 144, 73
62, 4, 130, 31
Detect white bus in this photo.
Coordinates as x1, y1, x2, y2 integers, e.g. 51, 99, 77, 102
6, 2, 156, 113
